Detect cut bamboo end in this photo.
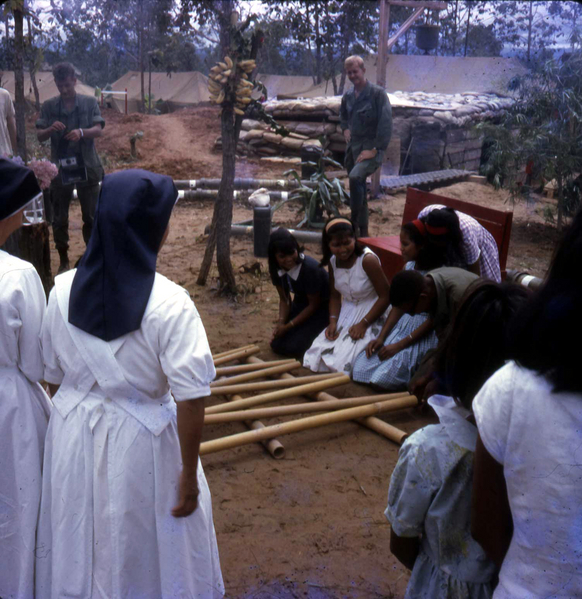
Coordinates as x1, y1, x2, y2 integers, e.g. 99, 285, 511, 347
210, 360, 302, 387
210, 372, 341, 396
200, 396, 416, 455
206, 374, 351, 415
213, 346, 260, 366
215, 359, 296, 377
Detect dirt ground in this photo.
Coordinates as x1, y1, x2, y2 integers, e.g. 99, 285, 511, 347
37, 106, 560, 598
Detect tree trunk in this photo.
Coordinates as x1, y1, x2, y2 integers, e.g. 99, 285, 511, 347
452, 0, 459, 56
139, 1, 145, 113
315, 11, 322, 85
29, 68, 41, 111
526, 1, 533, 62
556, 175, 564, 230
13, 7, 26, 159
464, 2, 472, 57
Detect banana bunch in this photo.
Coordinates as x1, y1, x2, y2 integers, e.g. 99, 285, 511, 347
207, 56, 257, 116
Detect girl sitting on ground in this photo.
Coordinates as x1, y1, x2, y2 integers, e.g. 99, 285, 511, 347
303, 217, 390, 375
386, 282, 529, 599
269, 228, 330, 360
351, 217, 461, 391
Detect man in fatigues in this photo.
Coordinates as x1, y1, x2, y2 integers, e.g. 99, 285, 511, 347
36, 63, 105, 272
0, 86, 17, 156
340, 55, 392, 238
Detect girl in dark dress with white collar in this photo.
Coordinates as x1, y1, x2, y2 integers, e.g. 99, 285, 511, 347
269, 228, 330, 360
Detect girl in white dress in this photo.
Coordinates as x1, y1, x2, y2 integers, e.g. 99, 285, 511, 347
0, 158, 52, 599
36, 170, 224, 598
303, 217, 390, 375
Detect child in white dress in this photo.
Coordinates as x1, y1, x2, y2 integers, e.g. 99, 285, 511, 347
0, 158, 52, 599
386, 282, 529, 599
303, 217, 390, 375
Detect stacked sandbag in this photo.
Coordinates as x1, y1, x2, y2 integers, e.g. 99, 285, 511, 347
214, 91, 514, 170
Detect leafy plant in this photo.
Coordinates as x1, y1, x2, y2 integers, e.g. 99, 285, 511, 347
276, 155, 350, 229
477, 52, 582, 229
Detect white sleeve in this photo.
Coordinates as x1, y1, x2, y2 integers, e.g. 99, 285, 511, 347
12, 266, 46, 383
157, 291, 216, 401
473, 362, 517, 465
41, 287, 65, 384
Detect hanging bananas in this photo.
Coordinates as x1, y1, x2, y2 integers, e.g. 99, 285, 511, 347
207, 56, 257, 115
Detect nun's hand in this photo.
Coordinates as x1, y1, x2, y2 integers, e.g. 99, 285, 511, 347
172, 470, 199, 518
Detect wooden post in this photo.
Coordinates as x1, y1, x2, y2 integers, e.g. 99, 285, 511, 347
371, 0, 391, 198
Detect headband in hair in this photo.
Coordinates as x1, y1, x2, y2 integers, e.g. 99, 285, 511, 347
411, 219, 427, 236
425, 223, 449, 236
325, 217, 353, 233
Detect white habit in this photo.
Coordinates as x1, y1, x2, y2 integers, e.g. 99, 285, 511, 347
36, 270, 224, 599
0, 250, 51, 599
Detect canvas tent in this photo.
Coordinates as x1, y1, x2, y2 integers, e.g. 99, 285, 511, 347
108, 71, 211, 113
109, 55, 526, 113
0, 71, 96, 107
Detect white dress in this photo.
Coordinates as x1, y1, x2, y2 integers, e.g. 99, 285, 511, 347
473, 362, 582, 599
37, 270, 224, 599
303, 248, 386, 375
0, 250, 51, 599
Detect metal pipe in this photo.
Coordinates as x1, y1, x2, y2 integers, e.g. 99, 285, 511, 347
231, 225, 322, 244
506, 269, 543, 290
174, 178, 318, 190
177, 189, 290, 201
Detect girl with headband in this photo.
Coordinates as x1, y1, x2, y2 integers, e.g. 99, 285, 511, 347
303, 216, 390, 375
352, 214, 464, 391
0, 158, 52, 598
36, 170, 224, 598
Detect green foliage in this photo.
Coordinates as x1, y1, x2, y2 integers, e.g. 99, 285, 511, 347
281, 156, 349, 229
479, 52, 582, 227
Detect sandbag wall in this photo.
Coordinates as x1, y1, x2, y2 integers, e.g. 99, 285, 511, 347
214, 91, 513, 175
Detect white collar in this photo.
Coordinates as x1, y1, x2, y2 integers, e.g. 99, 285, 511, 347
428, 394, 477, 451
278, 255, 304, 281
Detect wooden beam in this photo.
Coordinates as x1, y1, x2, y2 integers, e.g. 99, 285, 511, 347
387, 5, 425, 51
372, 0, 391, 198
389, 0, 447, 9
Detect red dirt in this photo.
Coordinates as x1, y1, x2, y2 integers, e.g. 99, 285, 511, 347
35, 105, 559, 598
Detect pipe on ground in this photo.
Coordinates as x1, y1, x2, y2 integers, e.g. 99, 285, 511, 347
231, 225, 322, 244
506, 269, 543, 290
174, 178, 318, 190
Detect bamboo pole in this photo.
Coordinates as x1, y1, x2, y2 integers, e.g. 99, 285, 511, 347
212, 344, 258, 360
213, 346, 260, 366
246, 356, 410, 445
218, 389, 285, 459
210, 361, 302, 387
210, 372, 340, 396
206, 375, 351, 415
215, 359, 296, 377
204, 392, 413, 424
200, 397, 417, 455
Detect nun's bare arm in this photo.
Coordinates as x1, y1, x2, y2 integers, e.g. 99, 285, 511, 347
172, 397, 206, 518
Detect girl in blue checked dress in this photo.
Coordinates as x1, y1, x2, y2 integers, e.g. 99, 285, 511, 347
352, 218, 454, 390
385, 282, 529, 599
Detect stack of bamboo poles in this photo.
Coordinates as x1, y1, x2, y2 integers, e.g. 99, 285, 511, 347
204, 345, 418, 457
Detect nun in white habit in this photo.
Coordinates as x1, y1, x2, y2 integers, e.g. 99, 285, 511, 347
36, 170, 224, 598
0, 158, 52, 599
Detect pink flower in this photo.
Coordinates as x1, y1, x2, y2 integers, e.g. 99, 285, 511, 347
28, 158, 59, 190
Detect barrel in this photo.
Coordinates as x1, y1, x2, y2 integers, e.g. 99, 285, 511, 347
253, 207, 272, 258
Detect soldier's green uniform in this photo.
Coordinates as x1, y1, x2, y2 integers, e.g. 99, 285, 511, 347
36, 94, 105, 255
340, 81, 392, 236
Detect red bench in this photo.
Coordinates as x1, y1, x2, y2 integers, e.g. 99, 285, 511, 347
361, 187, 513, 281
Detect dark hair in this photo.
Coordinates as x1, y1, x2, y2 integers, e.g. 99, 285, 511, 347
424, 207, 465, 268
320, 217, 364, 266
435, 282, 530, 410
509, 209, 582, 393
53, 62, 76, 82
389, 269, 425, 308
268, 228, 304, 285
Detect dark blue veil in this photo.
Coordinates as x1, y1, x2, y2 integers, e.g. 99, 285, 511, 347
69, 169, 178, 341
